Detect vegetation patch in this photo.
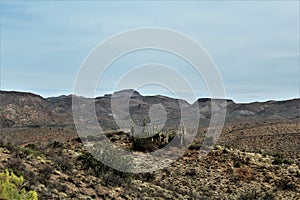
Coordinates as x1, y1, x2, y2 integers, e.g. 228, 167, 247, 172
0, 169, 38, 200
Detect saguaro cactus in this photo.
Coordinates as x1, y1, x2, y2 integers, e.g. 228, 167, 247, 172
179, 123, 186, 146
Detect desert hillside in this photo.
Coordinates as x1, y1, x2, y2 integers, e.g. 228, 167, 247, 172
0, 90, 299, 199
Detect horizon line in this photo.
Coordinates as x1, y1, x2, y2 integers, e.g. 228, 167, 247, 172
0, 89, 299, 105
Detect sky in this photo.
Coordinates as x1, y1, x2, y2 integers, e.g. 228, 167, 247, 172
0, 1, 299, 103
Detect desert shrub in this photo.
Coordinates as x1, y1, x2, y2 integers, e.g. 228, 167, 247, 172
238, 189, 262, 200
0, 117, 15, 128
141, 172, 155, 181
185, 169, 197, 176
19, 145, 42, 158
5, 158, 26, 177
47, 181, 67, 193
276, 177, 296, 191
0, 169, 38, 200
105, 132, 114, 138
188, 142, 201, 150
77, 152, 110, 177
44, 141, 65, 159
282, 159, 293, 165
54, 155, 73, 172
24, 144, 38, 151
258, 149, 268, 157
232, 156, 247, 167
72, 137, 83, 143
38, 165, 54, 185
84, 147, 133, 177
47, 140, 63, 149
272, 153, 283, 165
1, 142, 17, 153
27, 124, 41, 128
78, 146, 135, 186
263, 192, 275, 200
132, 136, 156, 152
245, 157, 251, 165
22, 171, 38, 189
102, 171, 130, 187
234, 161, 242, 168
131, 130, 177, 152
188, 136, 214, 151
0, 118, 14, 129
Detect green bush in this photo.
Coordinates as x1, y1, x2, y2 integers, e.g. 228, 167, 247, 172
132, 131, 174, 152
47, 141, 63, 149
132, 136, 156, 152
78, 150, 134, 186
24, 144, 38, 151
19, 145, 42, 158
282, 159, 293, 165
77, 151, 110, 177
0, 169, 38, 200
56, 158, 73, 172
188, 143, 201, 150
276, 177, 296, 191
234, 161, 242, 168
264, 192, 275, 200
272, 153, 283, 165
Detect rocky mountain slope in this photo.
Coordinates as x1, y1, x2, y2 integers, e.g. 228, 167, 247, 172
1, 90, 299, 129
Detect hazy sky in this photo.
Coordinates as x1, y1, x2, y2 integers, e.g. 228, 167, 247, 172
0, 1, 299, 103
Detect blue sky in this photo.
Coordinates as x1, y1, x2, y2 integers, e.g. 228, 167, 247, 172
0, 1, 299, 103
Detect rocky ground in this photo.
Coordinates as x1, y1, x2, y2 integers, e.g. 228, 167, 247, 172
0, 135, 299, 200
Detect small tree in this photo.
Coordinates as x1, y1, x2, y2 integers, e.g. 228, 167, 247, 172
0, 169, 38, 200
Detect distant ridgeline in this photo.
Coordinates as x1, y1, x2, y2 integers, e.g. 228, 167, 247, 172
0, 90, 299, 129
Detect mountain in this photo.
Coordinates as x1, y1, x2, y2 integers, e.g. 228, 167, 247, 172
0, 90, 299, 129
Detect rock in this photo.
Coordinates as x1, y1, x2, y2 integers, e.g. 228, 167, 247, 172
37, 184, 46, 192
59, 192, 68, 198
54, 169, 61, 175
51, 189, 59, 194
288, 164, 299, 174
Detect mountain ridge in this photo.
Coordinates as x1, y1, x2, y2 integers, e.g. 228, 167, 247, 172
0, 90, 299, 129
1, 89, 299, 104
